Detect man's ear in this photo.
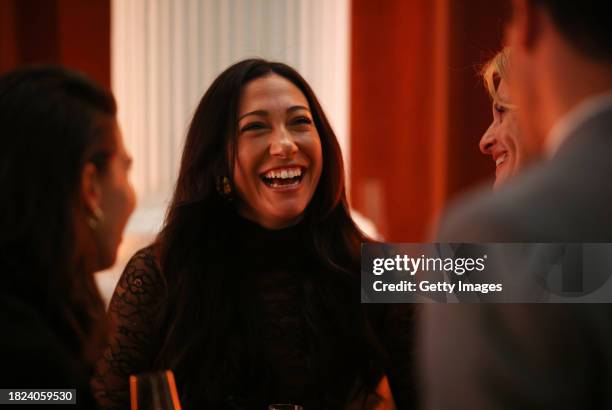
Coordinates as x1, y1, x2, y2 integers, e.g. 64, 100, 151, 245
81, 162, 102, 215
507, 0, 541, 52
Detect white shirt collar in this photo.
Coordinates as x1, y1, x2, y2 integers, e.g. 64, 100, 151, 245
546, 89, 612, 157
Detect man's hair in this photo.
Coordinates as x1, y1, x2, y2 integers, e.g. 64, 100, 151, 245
532, 0, 612, 60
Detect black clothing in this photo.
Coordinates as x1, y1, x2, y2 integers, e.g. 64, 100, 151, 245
94, 216, 416, 409
0, 263, 98, 409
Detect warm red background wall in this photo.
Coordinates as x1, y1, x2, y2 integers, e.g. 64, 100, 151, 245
0, 0, 110, 89
350, 0, 511, 241
2, 0, 511, 242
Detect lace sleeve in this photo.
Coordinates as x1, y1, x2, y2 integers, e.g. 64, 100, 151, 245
92, 245, 166, 410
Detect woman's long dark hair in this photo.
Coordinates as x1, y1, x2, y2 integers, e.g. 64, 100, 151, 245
155, 59, 386, 407
0, 66, 116, 368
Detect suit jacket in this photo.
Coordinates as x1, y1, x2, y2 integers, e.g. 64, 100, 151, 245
422, 107, 612, 409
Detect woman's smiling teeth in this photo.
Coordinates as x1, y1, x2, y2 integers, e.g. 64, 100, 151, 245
261, 166, 304, 188
495, 153, 507, 167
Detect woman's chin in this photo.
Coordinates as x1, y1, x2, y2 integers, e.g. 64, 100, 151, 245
237, 197, 310, 229
260, 208, 307, 229
493, 164, 510, 188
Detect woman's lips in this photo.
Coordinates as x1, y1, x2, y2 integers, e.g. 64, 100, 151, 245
260, 166, 306, 190
495, 152, 508, 167
264, 178, 303, 191
261, 166, 304, 179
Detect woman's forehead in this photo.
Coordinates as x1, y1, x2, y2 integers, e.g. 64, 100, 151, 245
238, 74, 309, 114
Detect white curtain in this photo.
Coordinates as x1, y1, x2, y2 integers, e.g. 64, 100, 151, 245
111, 0, 350, 235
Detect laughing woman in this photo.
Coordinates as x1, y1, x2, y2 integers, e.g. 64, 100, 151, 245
93, 59, 415, 409
478, 48, 535, 188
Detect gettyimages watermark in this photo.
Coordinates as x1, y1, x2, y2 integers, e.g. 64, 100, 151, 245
361, 243, 612, 303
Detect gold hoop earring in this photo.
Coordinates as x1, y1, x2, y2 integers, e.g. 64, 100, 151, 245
88, 207, 105, 230
216, 176, 233, 200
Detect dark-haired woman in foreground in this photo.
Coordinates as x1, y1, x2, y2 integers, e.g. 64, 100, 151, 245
0, 67, 135, 407
94, 59, 415, 409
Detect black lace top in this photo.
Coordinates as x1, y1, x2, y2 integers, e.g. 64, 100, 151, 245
93, 217, 417, 409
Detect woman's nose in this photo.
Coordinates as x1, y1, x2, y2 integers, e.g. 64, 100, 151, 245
269, 128, 298, 157
479, 123, 497, 155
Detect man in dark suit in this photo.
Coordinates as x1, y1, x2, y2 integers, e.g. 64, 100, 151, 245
422, 1, 612, 408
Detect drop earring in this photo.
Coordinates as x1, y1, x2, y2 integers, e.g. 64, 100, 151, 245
88, 207, 105, 229
216, 176, 233, 200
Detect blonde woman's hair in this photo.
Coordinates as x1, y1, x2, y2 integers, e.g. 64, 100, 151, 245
481, 48, 515, 109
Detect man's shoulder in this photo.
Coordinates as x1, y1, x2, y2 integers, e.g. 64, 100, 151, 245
437, 160, 578, 242
439, 105, 612, 243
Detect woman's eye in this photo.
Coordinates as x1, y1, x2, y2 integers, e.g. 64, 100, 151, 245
240, 122, 266, 133
494, 104, 506, 115
291, 116, 312, 126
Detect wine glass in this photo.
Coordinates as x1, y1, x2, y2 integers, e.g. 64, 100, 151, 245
129, 370, 182, 410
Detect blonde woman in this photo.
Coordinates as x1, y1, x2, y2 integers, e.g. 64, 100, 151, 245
479, 48, 534, 188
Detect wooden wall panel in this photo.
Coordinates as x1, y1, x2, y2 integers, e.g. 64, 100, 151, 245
0, 0, 110, 90
14, 0, 60, 65
350, 0, 510, 241
58, 0, 111, 90
0, 0, 18, 72
351, 0, 443, 240
445, 0, 511, 198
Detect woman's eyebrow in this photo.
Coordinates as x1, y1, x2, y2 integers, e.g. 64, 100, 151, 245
238, 109, 267, 121
239, 105, 311, 121
287, 105, 310, 113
